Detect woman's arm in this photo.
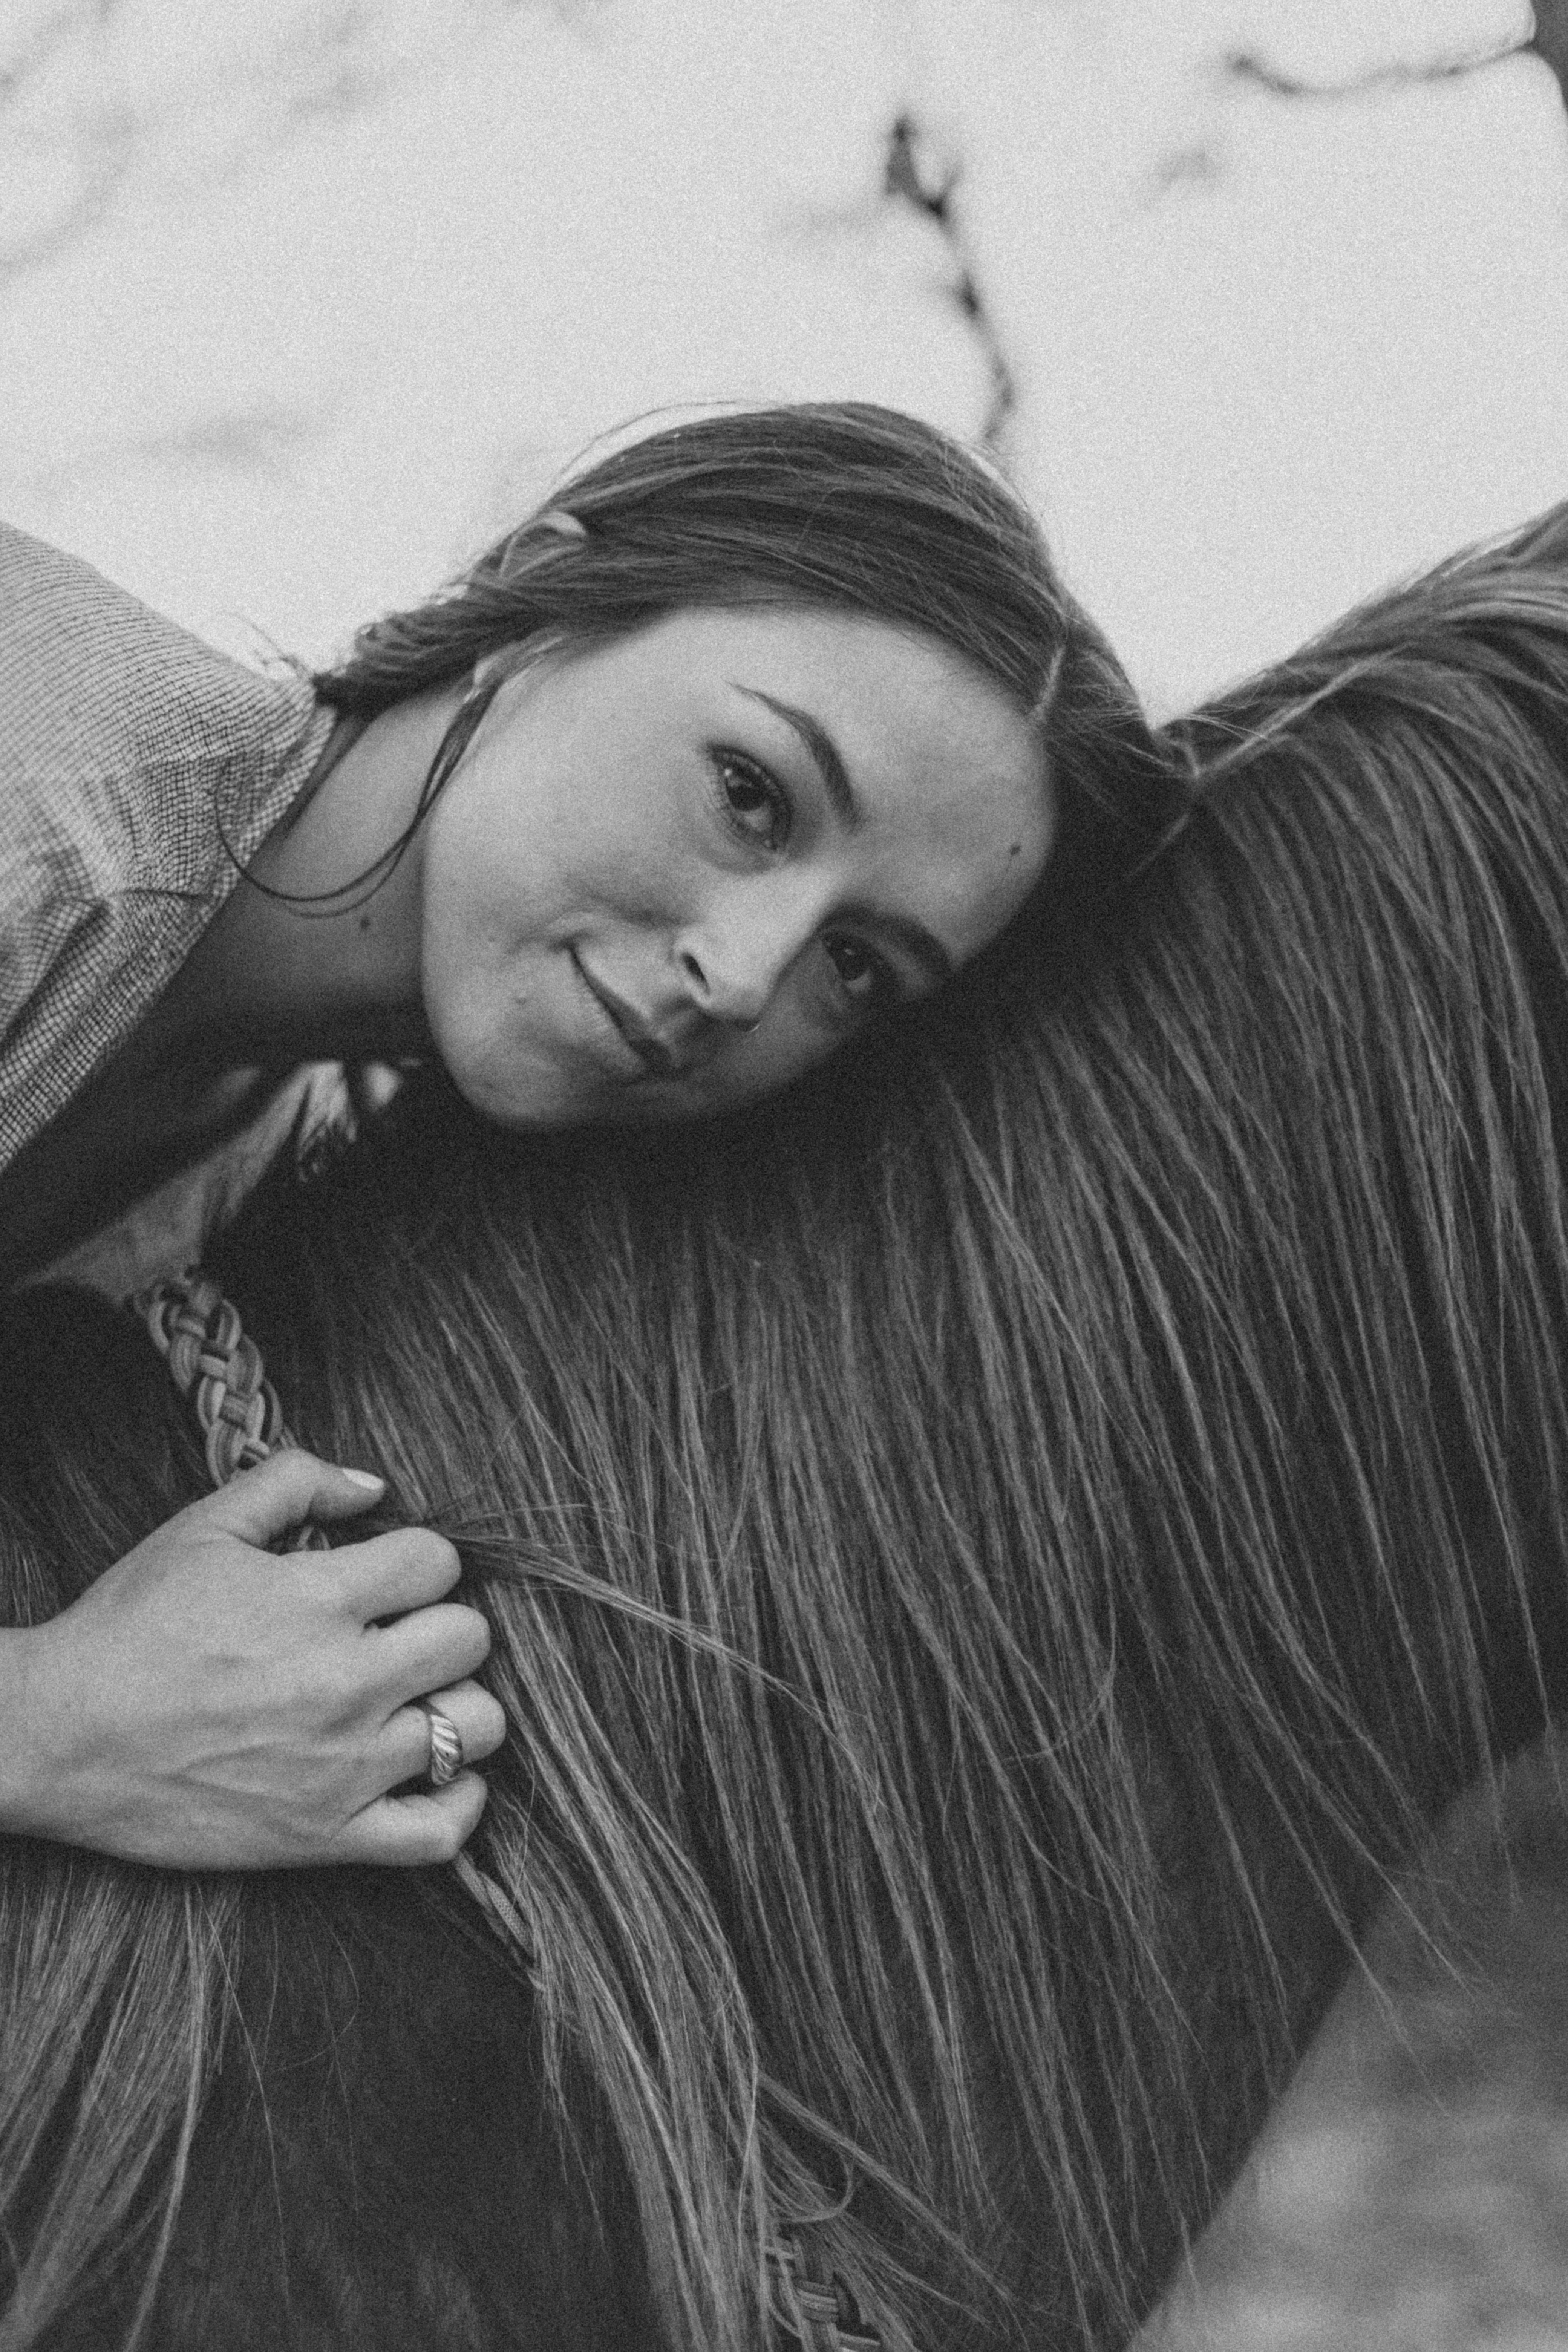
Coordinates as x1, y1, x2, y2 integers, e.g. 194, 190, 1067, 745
0, 1450, 505, 1869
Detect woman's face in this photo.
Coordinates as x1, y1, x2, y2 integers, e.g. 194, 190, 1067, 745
417, 606, 1053, 1128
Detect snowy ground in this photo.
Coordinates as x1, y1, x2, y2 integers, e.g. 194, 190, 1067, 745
2, 0, 1566, 712
8, 3, 1568, 2338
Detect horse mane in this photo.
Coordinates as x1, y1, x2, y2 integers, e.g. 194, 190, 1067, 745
8, 504, 1568, 2349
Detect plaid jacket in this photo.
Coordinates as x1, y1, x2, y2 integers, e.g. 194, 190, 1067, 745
0, 522, 332, 1180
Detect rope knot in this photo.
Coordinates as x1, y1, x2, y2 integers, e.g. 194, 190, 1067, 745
135, 1269, 323, 1544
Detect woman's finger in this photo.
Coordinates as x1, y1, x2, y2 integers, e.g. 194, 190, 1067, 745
372, 1600, 492, 1702
335, 1525, 464, 1620
195, 1450, 386, 1547
373, 1680, 508, 1791
332, 1773, 489, 1868
421, 1678, 508, 1765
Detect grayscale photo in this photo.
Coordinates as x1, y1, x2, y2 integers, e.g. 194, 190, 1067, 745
2, 3, 1567, 2346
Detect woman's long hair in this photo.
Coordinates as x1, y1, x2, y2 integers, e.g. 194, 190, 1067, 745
12, 507, 1568, 2347
308, 402, 1178, 913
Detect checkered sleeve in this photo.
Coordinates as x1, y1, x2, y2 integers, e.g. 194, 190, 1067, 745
0, 522, 334, 1176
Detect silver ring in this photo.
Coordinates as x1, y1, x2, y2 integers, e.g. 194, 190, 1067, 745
419, 1701, 464, 1787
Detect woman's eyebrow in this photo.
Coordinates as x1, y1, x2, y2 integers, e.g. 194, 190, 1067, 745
731, 685, 861, 830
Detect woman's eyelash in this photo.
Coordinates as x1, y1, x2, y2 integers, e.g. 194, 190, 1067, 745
711, 749, 791, 852
823, 932, 899, 1015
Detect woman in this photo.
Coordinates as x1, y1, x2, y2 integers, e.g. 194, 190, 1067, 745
0, 403, 1176, 1879
6, 501, 1568, 2349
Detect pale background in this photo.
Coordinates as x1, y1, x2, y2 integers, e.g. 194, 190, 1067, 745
9, 4, 1568, 2342
3, 0, 1565, 718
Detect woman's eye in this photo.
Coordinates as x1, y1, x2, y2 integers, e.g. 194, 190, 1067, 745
823, 932, 896, 1014
713, 752, 790, 852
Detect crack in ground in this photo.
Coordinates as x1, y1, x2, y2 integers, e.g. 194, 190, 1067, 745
0, 124, 132, 284
0, 0, 132, 282
884, 114, 1017, 452
1226, 38, 1529, 101
0, 0, 113, 102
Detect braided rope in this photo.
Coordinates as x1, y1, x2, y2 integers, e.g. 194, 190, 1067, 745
130, 1268, 535, 1969
766, 2226, 882, 2351
133, 1266, 882, 2352
138, 1271, 328, 1551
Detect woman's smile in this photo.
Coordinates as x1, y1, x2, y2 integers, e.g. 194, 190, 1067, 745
570, 951, 686, 1081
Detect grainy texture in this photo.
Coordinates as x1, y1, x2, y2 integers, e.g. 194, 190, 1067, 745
1140, 1737, 1568, 2350
0, 520, 329, 1179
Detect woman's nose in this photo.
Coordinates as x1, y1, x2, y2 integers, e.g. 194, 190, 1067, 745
672, 889, 820, 1029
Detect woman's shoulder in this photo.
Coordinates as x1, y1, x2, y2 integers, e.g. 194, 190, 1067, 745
0, 523, 334, 1193
0, 521, 326, 846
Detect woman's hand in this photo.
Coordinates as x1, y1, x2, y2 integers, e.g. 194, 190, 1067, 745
0, 1451, 506, 1870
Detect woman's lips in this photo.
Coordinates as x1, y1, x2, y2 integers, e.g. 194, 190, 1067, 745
571, 954, 682, 1079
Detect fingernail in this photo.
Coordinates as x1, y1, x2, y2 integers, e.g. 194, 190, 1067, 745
339, 1467, 386, 1491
